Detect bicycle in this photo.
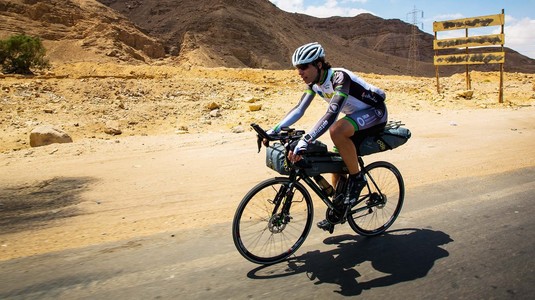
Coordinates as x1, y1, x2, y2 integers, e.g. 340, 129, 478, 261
232, 122, 411, 265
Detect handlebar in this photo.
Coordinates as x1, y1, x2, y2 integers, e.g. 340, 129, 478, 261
251, 123, 304, 152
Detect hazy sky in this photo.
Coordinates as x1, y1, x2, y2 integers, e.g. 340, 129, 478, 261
269, 0, 535, 59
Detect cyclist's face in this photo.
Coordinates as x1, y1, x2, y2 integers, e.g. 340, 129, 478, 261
296, 63, 318, 84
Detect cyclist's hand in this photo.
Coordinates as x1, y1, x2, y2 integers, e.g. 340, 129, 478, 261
288, 150, 302, 163
293, 139, 308, 154
263, 129, 277, 146
288, 139, 307, 163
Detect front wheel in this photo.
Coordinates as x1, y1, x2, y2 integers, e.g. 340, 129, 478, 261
232, 177, 314, 265
348, 161, 404, 236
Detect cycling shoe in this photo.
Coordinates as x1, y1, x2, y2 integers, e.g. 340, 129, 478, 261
317, 219, 335, 234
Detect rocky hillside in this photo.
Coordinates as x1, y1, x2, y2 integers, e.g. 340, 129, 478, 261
97, 0, 318, 69
96, 0, 535, 75
0, 0, 164, 63
0, 0, 534, 75
97, 0, 435, 74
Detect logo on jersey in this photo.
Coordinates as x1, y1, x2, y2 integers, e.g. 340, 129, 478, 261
329, 103, 339, 113
357, 117, 366, 127
333, 71, 344, 85
375, 109, 384, 117
362, 91, 378, 103
317, 90, 334, 99
309, 120, 329, 138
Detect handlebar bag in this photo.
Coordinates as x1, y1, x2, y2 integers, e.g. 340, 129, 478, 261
266, 143, 290, 175
266, 140, 329, 175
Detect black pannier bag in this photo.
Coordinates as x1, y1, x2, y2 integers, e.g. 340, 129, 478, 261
358, 126, 411, 156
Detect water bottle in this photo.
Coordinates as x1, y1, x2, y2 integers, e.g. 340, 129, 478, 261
314, 175, 334, 196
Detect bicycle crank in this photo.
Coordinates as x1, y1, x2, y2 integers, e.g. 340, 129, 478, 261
325, 208, 346, 225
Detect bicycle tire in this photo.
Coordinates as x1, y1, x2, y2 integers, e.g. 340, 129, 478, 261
232, 177, 314, 265
348, 161, 404, 236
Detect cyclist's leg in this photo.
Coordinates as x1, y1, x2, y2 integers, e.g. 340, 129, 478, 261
317, 119, 361, 232
330, 104, 388, 172
331, 120, 366, 207
318, 122, 351, 233
330, 118, 360, 174
337, 105, 388, 203
346, 103, 388, 150
331, 173, 345, 193
318, 105, 387, 232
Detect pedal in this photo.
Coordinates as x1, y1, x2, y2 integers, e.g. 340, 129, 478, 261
328, 224, 334, 234
317, 219, 335, 233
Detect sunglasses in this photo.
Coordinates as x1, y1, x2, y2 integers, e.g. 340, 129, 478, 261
296, 63, 310, 70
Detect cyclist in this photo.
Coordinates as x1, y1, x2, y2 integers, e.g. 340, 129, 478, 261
267, 42, 388, 233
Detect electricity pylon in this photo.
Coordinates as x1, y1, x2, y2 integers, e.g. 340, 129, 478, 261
406, 6, 424, 73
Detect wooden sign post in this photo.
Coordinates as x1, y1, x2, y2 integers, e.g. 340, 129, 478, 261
433, 9, 505, 103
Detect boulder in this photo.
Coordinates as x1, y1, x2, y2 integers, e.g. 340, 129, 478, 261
210, 109, 221, 117
30, 125, 73, 147
104, 120, 122, 135
457, 90, 474, 99
207, 102, 220, 110
248, 104, 262, 111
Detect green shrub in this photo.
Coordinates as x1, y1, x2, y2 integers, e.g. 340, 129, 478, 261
0, 34, 50, 74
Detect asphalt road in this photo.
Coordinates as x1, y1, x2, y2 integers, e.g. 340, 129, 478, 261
1, 167, 534, 299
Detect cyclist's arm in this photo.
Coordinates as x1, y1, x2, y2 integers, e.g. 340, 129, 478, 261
303, 72, 350, 143
272, 88, 315, 133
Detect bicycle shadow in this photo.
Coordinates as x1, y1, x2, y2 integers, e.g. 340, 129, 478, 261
247, 228, 453, 296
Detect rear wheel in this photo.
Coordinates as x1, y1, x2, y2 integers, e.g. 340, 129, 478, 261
232, 177, 314, 265
348, 161, 404, 236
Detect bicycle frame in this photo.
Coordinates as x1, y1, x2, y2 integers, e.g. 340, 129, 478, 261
281, 155, 386, 220
252, 122, 388, 221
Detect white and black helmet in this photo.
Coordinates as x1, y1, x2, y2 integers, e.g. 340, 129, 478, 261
292, 42, 325, 66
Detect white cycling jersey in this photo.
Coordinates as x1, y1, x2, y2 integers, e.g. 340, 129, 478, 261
273, 68, 387, 143
311, 68, 384, 113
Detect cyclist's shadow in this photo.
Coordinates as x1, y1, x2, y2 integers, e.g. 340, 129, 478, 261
247, 228, 453, 296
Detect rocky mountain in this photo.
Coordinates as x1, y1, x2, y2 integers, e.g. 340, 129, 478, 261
0, 0, 164, 63
1, 0, 534, 75
97, 0, 433, 74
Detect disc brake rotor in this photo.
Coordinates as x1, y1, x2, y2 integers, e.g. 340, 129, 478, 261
268, 213, 288, 233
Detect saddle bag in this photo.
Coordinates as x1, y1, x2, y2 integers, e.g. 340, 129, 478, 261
359, 126, 411, 156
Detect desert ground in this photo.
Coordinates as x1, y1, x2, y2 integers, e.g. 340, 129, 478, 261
0, 64, 534, 261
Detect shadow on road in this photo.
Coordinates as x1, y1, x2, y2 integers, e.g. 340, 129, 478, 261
0, 176, 96, 234
248, 228, 453, 296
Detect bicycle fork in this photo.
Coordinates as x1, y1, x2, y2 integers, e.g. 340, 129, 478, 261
268, 182, 296, 232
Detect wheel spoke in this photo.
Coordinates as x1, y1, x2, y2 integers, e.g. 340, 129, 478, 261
348, 161, 404, 236
232, 178, 313, 264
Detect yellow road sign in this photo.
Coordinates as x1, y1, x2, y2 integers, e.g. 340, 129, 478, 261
434, 34, 505, 50
433, 13, 504, 32
434, 52, 505, 65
